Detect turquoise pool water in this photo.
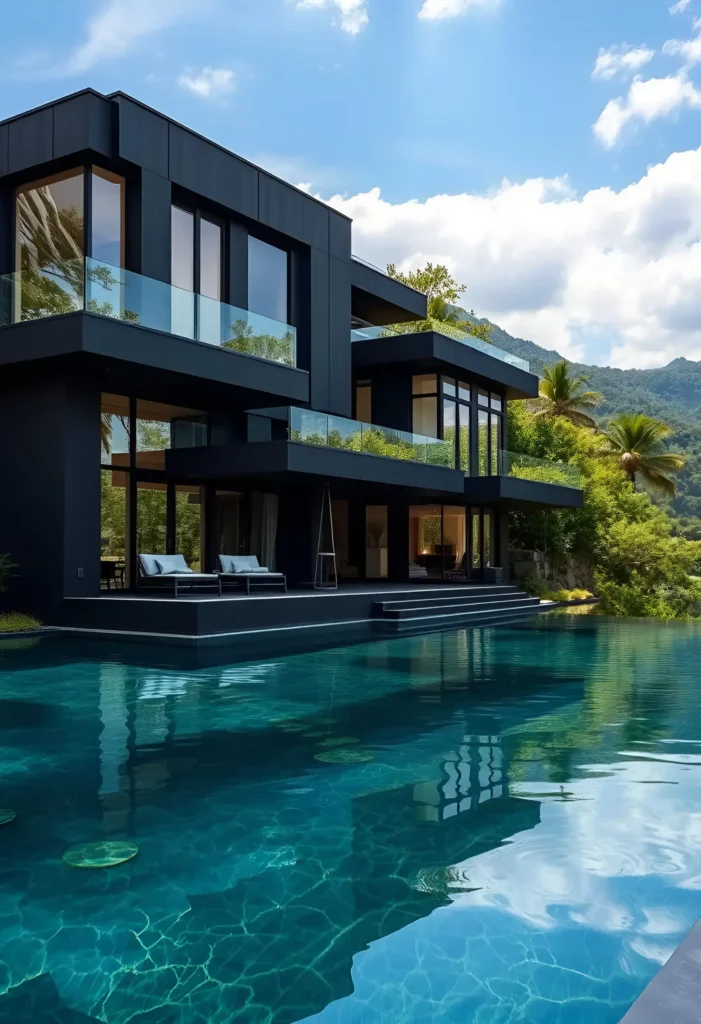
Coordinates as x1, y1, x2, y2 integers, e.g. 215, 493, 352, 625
1, 615, 701, 1023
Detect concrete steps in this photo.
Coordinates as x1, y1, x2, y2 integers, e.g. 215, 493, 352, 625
373, 585, 541, 633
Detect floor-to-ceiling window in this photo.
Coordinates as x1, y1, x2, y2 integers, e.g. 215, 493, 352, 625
99, 394, 208, 588
477, 389, 503, 477
366, 506, 388, 579
248, 236, 288, 323
91, 168, 125, 268
412, 374, 438, 438
409, 505, 497, 581
15, 169, 85, 321
442, 378, 471, 472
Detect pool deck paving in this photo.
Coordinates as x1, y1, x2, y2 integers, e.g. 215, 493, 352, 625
621, 916, 701, 1023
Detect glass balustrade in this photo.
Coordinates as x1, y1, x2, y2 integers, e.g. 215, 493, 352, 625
289, 408, 454, 468
350, 322, 530, 372
502, 450, 582, 489
0, 258, 297, 367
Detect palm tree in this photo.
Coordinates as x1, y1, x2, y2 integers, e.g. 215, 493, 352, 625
535, 360, 603, 428
602, 413, 686, 495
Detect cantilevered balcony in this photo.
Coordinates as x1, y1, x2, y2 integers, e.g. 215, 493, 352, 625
351, 322, 529, 373
0, 258, 297, 367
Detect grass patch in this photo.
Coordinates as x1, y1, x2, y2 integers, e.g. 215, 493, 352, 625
0, 612, 42, 634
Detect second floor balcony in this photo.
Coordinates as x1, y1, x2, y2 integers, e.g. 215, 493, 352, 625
0, 258, 297, 368
351, 321, 530, 373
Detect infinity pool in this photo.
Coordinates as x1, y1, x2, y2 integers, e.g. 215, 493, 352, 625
1, 615, 700, 1023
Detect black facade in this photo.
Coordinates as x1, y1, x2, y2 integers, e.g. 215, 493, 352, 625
0, 90, 582, 620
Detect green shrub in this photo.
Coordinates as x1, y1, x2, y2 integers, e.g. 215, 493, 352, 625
0, 613, 42, 634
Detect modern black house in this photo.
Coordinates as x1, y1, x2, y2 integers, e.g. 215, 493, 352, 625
0, 89, 582, 639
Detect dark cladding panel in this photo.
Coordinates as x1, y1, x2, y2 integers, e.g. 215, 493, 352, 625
310, 246, 330, 411
8, 108, 53, 173
115, 96, 168, 177
329, 254, 352, 416
0, 192, 11, 276
140, 169, 171, 282
169, 125, 258, 218
0, 122, 8, 176
53, 93, 114, 160
329, 211, 351, 261
228, 220, 248, 308
259, 174, 329, 250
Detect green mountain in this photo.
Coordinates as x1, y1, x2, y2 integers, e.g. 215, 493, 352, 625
467, 315, 701, 531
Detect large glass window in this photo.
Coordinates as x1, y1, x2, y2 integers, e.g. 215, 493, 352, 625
15, 169, 85, 320
366, 505, 388, 579
175, 485, 204, 572
199, 217, 222, 301
171, 206, 195, 338
412, 374, 438, 439
91, 168, 124, 267
478, 410, 489, 476
248, 236, 288, 323
411, 505, 497, 581
135, 400, 207, 470
136, 481, 168, 559
101, 469, 129, 589
476, 391, 504, 477
100, 393, 130, 468
444, 377, 470, 473
356, 381, 372, 423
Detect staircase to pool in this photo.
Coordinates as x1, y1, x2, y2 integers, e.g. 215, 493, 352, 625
372, 585, 542, 633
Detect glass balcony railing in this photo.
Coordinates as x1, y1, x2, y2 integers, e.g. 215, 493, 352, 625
350, 322, 529, 373
289, 408, 454, 468
502, 450, 582, 490
0, 258, 297, 367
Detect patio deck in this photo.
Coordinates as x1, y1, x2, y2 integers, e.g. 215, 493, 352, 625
57, 581, 540, 654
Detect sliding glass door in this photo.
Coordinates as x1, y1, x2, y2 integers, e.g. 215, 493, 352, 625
409, 506, 497, 581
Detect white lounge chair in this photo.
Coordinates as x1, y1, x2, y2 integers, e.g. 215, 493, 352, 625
217, 555, 287, 594
138, 553, 220, 598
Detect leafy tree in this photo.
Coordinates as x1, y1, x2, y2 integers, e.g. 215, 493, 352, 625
385, 262, 493, 344
222, 320, 295, 365
535, 360, 603, 428
602, 413, 686, 495
386, 262, 465, 303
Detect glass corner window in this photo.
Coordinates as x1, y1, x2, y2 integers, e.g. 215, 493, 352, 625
248, 235, 288, 323
91, 168, 125, 268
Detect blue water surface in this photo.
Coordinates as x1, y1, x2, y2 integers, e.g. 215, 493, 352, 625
1, 614, 700, 1023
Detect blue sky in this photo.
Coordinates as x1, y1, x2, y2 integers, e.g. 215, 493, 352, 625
3, 0, 701, 369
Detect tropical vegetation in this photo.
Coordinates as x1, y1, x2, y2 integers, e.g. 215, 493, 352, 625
0, 556, 42, 632
508, 372, 700, 619
601, 413, 686, 495
535, 359, 603, 428
386, 262, 493, 343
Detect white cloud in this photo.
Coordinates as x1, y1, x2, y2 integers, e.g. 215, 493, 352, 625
663, 23, 701, 67
178, 66, 236, 99
670, 0, 693, 14
295, 0, 369, 34
319, 146, 701, 369
592, 44, 655, 81
418, 0, 501, 21
593, 73, 701, 148
65, 0, 201, 73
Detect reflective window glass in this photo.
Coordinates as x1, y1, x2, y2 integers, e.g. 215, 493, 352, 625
413, 396, 438, 438
91, 168, 124, 267
171, 207, 194, 291
248, 236, 288, 322
478, 410, 489, 475
101, 393, 130, 468
459, 403, 470, 473
458, 381, 471, 401
136, 400, 206, 470
412, 373, 437, 396
442, 377, 456, 397
478, 388, 489, 407
490, 393, 503, 412
199, 218, 221, 301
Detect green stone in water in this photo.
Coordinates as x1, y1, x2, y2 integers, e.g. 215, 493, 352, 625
63, 841, 139, 869
0, 810, 16, 826
318, 737, 360, 748
314, 749, 374, 764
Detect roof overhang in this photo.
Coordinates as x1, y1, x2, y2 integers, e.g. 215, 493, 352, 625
350, 260, 427, 326
464, 475, 583, 509
352, 330, 539, 400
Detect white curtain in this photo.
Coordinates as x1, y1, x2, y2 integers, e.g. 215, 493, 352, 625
251, 492, 278, 570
